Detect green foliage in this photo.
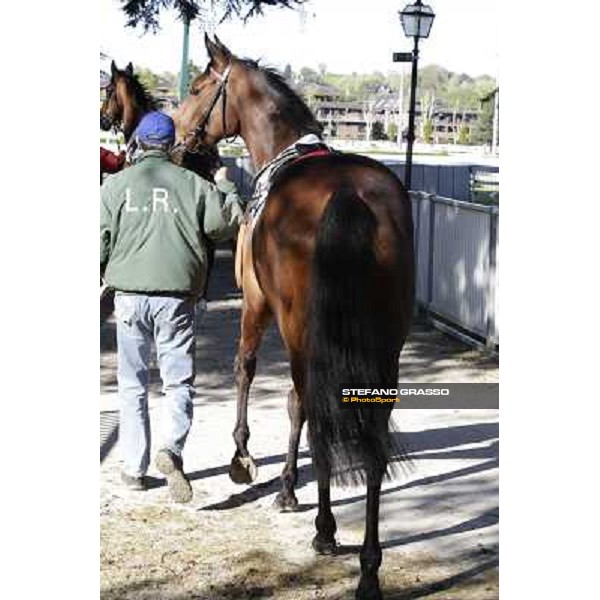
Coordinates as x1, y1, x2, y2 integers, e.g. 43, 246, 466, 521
472, 95, 495, 145
187, 60, 203, 87
422, 119, 433, 143
458, 124, 470, 145
135, 66, 158, 90
417, 64, 496, 110
371, 122, 387, 141
319, 65, 495, 108
120, 0, 306, 31
298, 66, 320, 85
387, 122, 398, 142
321, 72, 388, 101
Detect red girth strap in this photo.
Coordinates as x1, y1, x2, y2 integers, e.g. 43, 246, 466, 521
292, 148, 332, 164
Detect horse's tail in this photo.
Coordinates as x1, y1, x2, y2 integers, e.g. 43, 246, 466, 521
305, 182, 404, 486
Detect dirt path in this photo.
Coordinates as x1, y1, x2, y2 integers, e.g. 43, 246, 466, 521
100, 250, 499, 600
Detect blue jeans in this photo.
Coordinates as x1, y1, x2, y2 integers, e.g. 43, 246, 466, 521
114, 293, 196, 477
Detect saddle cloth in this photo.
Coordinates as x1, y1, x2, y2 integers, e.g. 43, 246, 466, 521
247, 134, 331, 231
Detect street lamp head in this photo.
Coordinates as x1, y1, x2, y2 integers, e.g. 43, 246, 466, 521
399, 1, 436, 39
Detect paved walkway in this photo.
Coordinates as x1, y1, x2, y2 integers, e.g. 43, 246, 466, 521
100, 249, 499, 600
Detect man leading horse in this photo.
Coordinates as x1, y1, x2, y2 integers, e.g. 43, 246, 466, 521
100, 111, 245, 502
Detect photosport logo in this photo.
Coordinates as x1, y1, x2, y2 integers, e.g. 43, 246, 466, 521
339, 384, 499, 409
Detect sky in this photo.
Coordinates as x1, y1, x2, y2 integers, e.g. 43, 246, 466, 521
100, 0, 498, 78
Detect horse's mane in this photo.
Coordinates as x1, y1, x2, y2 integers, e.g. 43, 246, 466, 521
120, 71, 158, 112
238, 58, 323, 138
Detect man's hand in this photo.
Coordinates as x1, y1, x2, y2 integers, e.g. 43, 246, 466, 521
214, 166, 228, 183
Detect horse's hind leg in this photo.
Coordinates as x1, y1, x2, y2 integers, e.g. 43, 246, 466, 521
274, 385, 305, 511
308, 412, 337, 553
355, 462, 385, 600
229, 273, 272, 484
312, 469, 337, 555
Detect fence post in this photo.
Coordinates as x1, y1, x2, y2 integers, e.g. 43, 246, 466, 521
468, 166, 474, 203
486, 208, 498, 348
425, 194, 436, 322
412, 191, 421, 317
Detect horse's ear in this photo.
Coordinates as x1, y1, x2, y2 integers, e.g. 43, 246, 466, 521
125, 62, 133, 77
204, 33, 230, 68
204, 33, 218, 61
111, 60, 118, 76
213, 34, 232, 59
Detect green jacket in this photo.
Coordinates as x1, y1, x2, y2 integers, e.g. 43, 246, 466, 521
100, 149, 243, 296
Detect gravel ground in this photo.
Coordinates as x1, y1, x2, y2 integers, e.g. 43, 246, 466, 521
100, 249, 499, 600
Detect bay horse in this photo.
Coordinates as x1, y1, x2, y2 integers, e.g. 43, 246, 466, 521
100, 59, 219, 180
100, 61, 158, 145
175, 35, 414, 600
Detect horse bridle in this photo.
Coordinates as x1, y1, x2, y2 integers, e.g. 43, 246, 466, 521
100, 82, 119, 129
178, 63, 232, 154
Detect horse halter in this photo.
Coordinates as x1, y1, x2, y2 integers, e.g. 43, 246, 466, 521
100, 83, 121, 132
183, 64, 232, 152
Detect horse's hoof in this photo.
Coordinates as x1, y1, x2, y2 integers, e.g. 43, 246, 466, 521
355, 576, 382, 600
229, 454, 258, 484
312, 534, 337, 555
273, 492, 299, 512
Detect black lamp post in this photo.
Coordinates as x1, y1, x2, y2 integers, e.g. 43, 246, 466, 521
399, 0, 435, 190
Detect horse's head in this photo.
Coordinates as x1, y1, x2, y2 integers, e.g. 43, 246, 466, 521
171, 142, 222, 183
174, 35, 242, 148
100, 61, 141, 141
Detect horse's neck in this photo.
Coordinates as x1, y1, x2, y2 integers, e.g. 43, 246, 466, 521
123, 88, 155, 141
123, 103, 148, 142
239, 99, 301, 171
243, 131, 299, 172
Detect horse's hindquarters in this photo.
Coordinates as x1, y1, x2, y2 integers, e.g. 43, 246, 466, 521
253, 156, 414, 355
251, 159, 414, 484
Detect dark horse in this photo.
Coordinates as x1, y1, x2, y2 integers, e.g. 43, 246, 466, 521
175, 36, 414, 600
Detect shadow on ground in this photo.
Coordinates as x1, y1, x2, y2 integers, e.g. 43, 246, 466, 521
101, 250, 499, 600
193, 420, 499, 512
100, 250, 498, 459
101, 547, 498, 600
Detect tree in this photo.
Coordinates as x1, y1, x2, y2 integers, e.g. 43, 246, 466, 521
451, 100, 459, 144
387, 122, 398, 142
298, 67, 320, 85
422, 119, 434, 144
357, 72, 386, 100
136, 66, 159, 90
362, 100, 376, 141
120, 0, 307, 32
188, 60, 202, 81
420, 90, 435, 142
458, 123, 470, 145
371, 122, 388, 141
472, 96, 494, 145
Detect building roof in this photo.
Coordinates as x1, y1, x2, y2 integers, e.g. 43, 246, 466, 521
299, 82, 342, 98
